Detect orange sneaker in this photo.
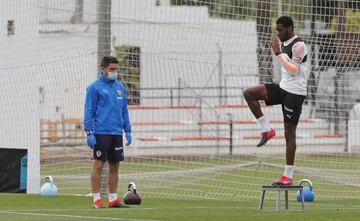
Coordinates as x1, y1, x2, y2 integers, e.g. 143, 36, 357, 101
93, 199, 105, 209
108, 198, 130, 208
278, 175, 293, 185
257, 128, 276, 147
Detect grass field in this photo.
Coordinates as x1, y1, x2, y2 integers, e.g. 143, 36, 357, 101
26, 153, 360, 220
40, 153, 360, 200
0, 194, 360, 221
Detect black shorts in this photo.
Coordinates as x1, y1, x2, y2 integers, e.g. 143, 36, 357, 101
93, 135, 124, 163
265, 84, 306, 125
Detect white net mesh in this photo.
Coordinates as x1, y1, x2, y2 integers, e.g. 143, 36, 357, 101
1, 0, 359, 200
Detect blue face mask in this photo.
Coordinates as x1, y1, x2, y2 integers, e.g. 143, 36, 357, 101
107, 72, 118, 81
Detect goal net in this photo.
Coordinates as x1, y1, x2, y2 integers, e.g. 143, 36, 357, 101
1, 0, 360, 201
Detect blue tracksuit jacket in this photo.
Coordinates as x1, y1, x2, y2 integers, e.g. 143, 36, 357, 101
83, 74, 131, 135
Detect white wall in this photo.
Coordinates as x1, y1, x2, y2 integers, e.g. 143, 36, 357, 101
0, 0, 41, 68
0, 0, 40, 193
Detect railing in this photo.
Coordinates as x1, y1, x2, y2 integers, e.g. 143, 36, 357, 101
40, 85, 241, 148
39, 84, 351, 150
135, 85, 246, 107
40, 118, 84, 146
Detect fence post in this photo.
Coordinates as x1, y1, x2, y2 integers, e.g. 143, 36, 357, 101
227, 113, 233, 155
177, 78, 181, 106
198, 98, 202, 136
97, 0, 112, 196
170, 89, 173, 107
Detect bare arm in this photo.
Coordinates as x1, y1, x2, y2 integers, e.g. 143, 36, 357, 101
271, 36, 305, 76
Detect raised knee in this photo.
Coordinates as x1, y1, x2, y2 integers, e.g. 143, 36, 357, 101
243, 88, 251, 99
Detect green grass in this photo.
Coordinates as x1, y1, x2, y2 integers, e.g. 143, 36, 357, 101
36, 153, 360, 221
265, 155, 360, 170
0, 194, 359, 221
40, 154, 360, 199
4, 154, 360, 220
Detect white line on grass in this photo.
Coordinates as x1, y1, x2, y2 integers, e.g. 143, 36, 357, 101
12, 205, 358, 212
4, 208, 158, 212
0, 210, 161, 221
312, 204, 360, 209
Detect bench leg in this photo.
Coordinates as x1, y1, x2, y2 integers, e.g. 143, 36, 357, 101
259, 190, 266, 210
285, 190, 289, 210
276, 190, 280, 212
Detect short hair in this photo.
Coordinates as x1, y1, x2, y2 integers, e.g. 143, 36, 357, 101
276, 16, 294, 29
100, 56, 119, 68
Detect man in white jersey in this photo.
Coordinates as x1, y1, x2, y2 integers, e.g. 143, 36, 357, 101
243, 16, 308, 185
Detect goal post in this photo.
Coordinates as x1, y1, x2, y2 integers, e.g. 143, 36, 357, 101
0, 68, 40, 193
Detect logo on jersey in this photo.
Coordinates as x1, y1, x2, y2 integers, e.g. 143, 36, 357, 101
96, 150, 102, 157
102, 89, 108, 93
117, 90, 123, 99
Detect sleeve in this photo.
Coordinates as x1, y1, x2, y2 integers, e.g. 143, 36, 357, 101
83, 85, 97, 132
276, 41, 306, 76
121, 87, 132, 133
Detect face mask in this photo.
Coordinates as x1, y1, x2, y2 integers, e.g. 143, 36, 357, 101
107, 72, 117, 81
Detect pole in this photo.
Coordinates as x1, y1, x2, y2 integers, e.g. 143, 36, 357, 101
178, 78, 181, 106
334, 0, 346, 135
170, 89, 173, 107
334, 74, 339, 134
256, 0, 273, 84
277, 0, 282, 18
308, 0, 317, 117
227, 113, 233, 155
224, 75, 228, 104
97, 0, 112, 73
198, 98, 202, 136
72, 0, 84, 23
97, 0, 112, 196
217, 43, 223, 105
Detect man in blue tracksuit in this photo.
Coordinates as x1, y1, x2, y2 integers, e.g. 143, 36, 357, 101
84, 56, 132, 209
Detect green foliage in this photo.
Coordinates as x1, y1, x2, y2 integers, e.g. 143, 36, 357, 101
1, 188, 360, 221
169, 0, 360, 34
114, 45, 141, 105
170, 0, 312, 22
208, 0, 256, 20
171, 0, 257, 19
169, 0, 315, 35
330, 10, 360, 33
